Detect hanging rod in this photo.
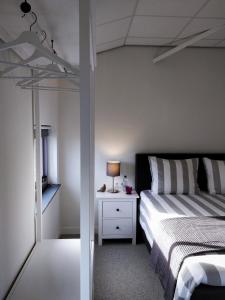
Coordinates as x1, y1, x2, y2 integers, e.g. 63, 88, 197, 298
33, 125, 52, 129
16, 74, 80, 88
41, 125, 51, 129
21, 85, 80, 92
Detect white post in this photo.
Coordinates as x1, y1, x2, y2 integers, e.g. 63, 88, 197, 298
79, 0, 95, 299
33, 88, 42, 242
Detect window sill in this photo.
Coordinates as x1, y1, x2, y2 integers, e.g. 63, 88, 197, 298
42, 184, 61, 213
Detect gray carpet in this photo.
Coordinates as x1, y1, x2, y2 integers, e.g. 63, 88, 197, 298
94, 241, 164, 300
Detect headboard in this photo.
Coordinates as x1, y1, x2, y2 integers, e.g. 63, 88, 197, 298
135, 153, 225, 195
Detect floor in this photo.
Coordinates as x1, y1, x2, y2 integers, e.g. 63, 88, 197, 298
94, 240, 164, 300
8, 240, 80, 300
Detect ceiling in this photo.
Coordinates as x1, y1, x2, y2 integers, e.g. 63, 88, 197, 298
96, 0, 225, 52
0, 0, 225, 66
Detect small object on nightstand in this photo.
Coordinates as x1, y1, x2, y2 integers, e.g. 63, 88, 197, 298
97, 184, 106, 192
97, 190, 138, 246
125, 185, 132, 194
122, 175, 128, 192
115, 182, 120, 192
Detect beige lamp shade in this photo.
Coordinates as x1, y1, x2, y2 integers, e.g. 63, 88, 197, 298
106, 161, 120, 177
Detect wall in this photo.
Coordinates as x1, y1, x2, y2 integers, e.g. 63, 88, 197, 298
39, 86, 61, 239
95, 46, 225, 190
58, 46, 225, 233
0, 53, 35, 298
42, 192, 60, 239
39, 86, 59, 184
58, 87, 80, 234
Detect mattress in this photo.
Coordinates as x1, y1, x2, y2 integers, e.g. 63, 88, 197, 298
140, 190, 225, 246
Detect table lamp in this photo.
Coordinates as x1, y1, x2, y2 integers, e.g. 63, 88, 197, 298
107, 161, 120, 193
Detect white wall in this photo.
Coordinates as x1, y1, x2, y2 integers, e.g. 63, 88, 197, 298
42, 192, 60, 239
95, 46, 225, 190
39, 86, 61, 239
58, 46, 225, 233
58, 88, 80, 234
0, 55, 35, 297
40, 87, 59, 184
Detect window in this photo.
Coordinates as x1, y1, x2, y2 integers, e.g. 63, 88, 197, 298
41, 128, 49, 191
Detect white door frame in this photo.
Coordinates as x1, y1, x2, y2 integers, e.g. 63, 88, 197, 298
33, 87, 43, 242
79, 0, 96, 299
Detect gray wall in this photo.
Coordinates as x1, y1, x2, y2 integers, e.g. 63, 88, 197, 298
96, 46, 225, 190
59, 89, 80, 234
0, 71, 35, 297
0, 72, 61, 296
40, 88, 61, 239
58, 46, 225, 233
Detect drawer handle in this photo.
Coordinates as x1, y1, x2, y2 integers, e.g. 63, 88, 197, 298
116, 208, 120, 212
116, 226, 120, 230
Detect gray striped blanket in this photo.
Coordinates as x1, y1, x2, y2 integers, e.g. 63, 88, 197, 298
142, 190, 225, 218
151, 216, 225, 300
139, 191, 225, 300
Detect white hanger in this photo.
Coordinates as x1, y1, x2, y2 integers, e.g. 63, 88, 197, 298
16, 64, 79, 87
0, 57, 79, 92
1, 75, 77, 80
0, 31, 79, 75
0, 59, 71, 74
0, 49, 46, 76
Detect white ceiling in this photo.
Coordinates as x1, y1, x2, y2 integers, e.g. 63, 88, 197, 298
0, 0, 225, 66
96, 0, 225, 52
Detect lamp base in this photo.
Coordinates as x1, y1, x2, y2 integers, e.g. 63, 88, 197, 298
108, 189, 119, 193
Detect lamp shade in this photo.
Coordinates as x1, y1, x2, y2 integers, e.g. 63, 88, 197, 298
106, 161, 120, 177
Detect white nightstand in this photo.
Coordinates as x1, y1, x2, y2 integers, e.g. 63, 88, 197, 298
97, 191, 138, 246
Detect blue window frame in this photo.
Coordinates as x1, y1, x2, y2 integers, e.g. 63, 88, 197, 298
41, 129, 49, 191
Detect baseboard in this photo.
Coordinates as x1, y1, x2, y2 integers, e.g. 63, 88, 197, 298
61, 226, 98, 235
60, 226, 80, 235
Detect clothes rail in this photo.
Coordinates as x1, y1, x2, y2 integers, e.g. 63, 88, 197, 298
21, 85, 80, 92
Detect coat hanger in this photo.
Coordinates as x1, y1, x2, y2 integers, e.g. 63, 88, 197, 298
0, 27, 48, 77
16, 64, 78, 87
16, 40, 80, 87
0, 31, 79, 75
0, 59, 74, 75
0, 49, 44, 76
0, 2, 79, 92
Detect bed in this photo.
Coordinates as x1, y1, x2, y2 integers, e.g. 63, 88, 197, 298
135, 153, 225, 300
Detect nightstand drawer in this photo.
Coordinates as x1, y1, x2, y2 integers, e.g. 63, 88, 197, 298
103, 219, 133, 235
103, 201, 132, 218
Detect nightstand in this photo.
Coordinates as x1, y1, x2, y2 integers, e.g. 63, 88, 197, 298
97, 191, 138, 246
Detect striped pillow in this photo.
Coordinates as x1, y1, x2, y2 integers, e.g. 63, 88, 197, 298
203, 158, 225, 194
149, 156, 199, 194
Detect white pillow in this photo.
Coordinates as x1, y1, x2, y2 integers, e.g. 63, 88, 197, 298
203, 157, 225, 194
149, 156, 199, 194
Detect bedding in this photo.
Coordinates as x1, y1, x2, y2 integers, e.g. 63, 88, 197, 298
139, 190, 225, 300
149, 157, 199, 194
151, 216, 225, 300
203, 157, 225, 194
